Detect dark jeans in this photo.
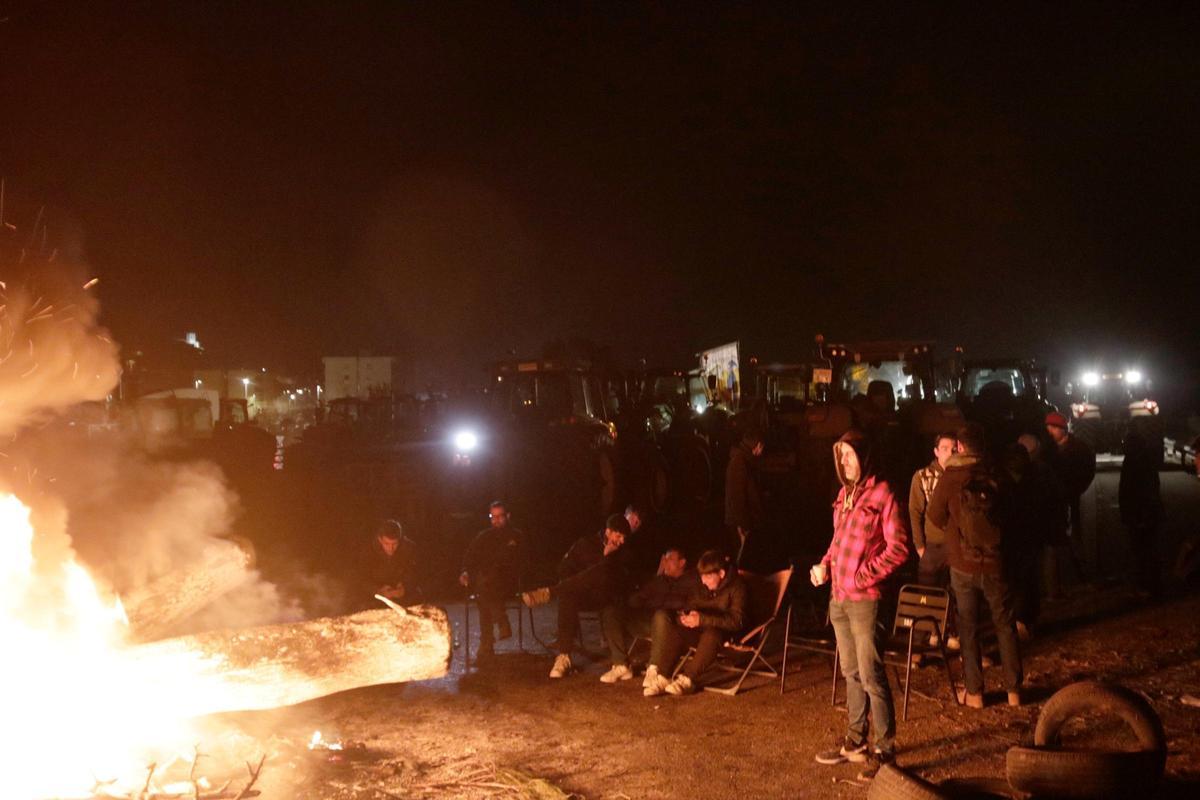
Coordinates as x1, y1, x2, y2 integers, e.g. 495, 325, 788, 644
602, 606, 652, 665
650, 609, 725, 680
1007, 546, 1042, 627
473, 573, 516, 647
829, 598, 895, 755
950, 568, 1022, 694
918, 542, 950, 587
1127, 521, 1163, 597
554, 561, 619, 655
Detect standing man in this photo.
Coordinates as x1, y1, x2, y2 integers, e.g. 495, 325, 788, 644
1045, 411, 1096, 577
1119, 417, 1164, 598
725, 429, 764, 563
459, 501, 526, 661
909, 432, 957, 587
928, 423, 1023, 709
812, 429, 909, 782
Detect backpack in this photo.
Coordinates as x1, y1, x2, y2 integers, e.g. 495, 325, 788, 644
958, 467, 1004, 558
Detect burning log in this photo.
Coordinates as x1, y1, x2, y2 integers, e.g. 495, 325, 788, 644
128, 604, 450, 716
123, 539, 256, 641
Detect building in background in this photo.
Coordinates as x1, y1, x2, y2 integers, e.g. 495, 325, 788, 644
322, 356, 402, 401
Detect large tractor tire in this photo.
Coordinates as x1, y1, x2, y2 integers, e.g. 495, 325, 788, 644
867, 763, 948, 800
1006, 746, 1165, 799
1034, 681, 1167, 752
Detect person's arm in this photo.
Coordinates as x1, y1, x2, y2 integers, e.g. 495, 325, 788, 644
697, 579, 747, 632
855, 489, 911, 588
908, 471, 927, 553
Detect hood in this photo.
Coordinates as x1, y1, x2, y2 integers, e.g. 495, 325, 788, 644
945, 452, 981, 470
833, 428, 876, 488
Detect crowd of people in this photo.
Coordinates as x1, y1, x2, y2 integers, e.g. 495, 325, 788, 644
362, 409, 1170, 784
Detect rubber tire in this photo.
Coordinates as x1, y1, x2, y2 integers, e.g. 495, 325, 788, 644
867, 763, 949, 800
1006, 746, 1166, 799
936, 777, 1014, 799
1035, 681, 1167, 752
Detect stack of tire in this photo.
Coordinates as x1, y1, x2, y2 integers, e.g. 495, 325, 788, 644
867, 681, 1167, 799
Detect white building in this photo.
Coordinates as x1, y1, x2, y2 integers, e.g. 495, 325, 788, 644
322, 356, 400, 401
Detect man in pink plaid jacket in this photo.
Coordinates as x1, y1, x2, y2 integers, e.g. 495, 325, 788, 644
811, 428, 910, 782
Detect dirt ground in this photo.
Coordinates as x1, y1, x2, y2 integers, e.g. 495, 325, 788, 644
217, 465, 1200, 800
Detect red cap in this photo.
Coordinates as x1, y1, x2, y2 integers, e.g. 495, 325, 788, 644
1045, 411, 1069, 429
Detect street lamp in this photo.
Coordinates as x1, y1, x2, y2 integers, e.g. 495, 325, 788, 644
242, 377, 251, 398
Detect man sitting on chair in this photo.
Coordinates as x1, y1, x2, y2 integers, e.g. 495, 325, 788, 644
458, 501, 525, 661
522, 514, 634, 679
643, 550, 747, 697
599, 546, 700, 685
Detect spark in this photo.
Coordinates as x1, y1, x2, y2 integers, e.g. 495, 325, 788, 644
83, 278, 99, 290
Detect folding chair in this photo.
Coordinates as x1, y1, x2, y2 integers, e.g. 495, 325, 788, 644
779, 589, 838, 698
827, 583, 960, 720
462, 591, 535, 666
676, 567, 794, 696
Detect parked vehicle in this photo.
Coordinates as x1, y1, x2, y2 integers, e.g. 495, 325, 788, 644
1066, 367, 1161, 453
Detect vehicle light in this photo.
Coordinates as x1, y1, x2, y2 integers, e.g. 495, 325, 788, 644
453, 430, 478, 452
1124, 369, 1143, 384
1081, 371, 1100, 387
694, 403, 706, 415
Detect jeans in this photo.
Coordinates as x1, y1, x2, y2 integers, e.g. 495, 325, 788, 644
650, 609, 725, 680
829, 598, 895, 755
950, 568, 1022, 694
602, 606, 652, 665
553, 561, 622, 655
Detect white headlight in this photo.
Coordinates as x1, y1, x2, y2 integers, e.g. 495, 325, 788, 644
1124, 370, 1142, 384
453, 430, 478, 451
1081, 371, 1100, 387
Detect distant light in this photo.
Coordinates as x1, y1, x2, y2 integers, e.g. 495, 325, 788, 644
194, 379, 202, 389
242, 377, 251, 386
1081, 371, 1100, 387
1125, 369, 1143, 384
694, 403, 706, 415
453, 430, 478, 452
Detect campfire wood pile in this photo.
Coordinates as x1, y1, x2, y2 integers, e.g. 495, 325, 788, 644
131, 604, 452, 716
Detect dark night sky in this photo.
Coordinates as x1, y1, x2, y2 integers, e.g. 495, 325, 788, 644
2, 2, 1198, 387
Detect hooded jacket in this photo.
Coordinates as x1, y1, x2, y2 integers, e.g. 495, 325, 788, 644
909, 459, 947, 550
820, 429, 910, 602
926, 451, 1003, 575
686, 569, 748, 632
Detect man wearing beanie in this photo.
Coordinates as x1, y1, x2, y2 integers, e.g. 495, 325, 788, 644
523, 513, 634, 678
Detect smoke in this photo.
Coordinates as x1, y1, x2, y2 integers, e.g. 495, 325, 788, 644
0, 263, 302, 637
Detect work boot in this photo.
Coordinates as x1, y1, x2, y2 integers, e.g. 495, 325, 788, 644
522, 587, 552, 607
814, 736, 869, 765
549, 653, 573, 679
664, 675, 695, 696
496, 617, 513, 642
643, 671, 671, 697
856, 750, 895, 782
957, 687, 984, 708
599, 664, 633, 684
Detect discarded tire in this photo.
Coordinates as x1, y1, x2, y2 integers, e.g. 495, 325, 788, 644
1006, 746, 1166, 799
936, 776, 1014, 799
867, 763, 948, 800
1034, 680, 1167, 752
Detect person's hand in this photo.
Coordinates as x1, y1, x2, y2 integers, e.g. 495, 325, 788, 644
603, 539, 621, 557
917, 546, 926, 559
379, 583, 406, 600
679, 611, 700, 628
809, 562, 828, 587
458, 571, 470, 588
656, 553, 668, 576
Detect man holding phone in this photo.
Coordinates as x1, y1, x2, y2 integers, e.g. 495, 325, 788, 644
811, 429, 909, 782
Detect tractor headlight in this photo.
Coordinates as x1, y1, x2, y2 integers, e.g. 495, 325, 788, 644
1124, 369, 1143, 385
453, 429, 479, 452
1081, 371, 1100, 387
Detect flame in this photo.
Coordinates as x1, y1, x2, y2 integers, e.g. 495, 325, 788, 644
0, 492, 235, 798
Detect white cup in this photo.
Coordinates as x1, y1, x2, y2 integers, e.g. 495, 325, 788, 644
810, 562, 827, 586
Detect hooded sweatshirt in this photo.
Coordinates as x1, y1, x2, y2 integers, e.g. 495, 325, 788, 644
926, 451, 1002, 575
820, 429, 910, 602
909, 459, 946, 550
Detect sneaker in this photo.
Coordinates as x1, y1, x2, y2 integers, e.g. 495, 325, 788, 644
642, 665, 661, 689
856, 750, 895, 782
496, 618, 513, 642
549, 653, 572, 678
814, 736, 869, 765
956, 687, 984, 708
927, 632, 940, 647
522, 587, 552, 608
1007, 689, 1022, 707
643, 672, 671, 697
946, 635, 961, 651
981, 655, 995, 668
599, 664, 633, 684
664, 674, 695, 695
1015, 621, 1032, 641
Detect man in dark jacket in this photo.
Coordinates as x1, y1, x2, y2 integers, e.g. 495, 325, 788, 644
641, 549, 746, 697
522, 514, 633, 679
811, 428, 909, 782
363, 519, 420, 609
1120, 417, 1164, 597
725, 429, 764, 563
459, 501, 526, 659
928, 423, 1022, 709
601, 547, 701, 686
1045, 411, 1096, 576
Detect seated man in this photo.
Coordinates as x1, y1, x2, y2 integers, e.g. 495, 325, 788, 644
363, 519, 420, 609
522, 514, 632, 678
643, 550, 747, 697
458, 501, 526, 660
598, 546, 700, 684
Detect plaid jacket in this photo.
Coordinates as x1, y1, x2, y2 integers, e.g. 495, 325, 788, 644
822, 475, 910, 602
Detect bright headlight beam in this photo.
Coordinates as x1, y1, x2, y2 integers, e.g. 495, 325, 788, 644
1124, 369, 1143, 384
453, 430, 478, 452
1081, 371, 1100, 387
